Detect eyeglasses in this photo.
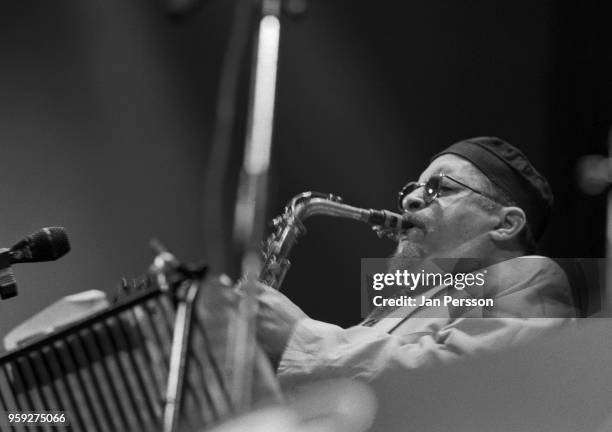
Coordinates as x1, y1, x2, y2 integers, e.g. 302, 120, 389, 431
397, 173, 498, 212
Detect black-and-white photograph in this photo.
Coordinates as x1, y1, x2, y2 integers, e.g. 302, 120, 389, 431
0, 1, 611, 431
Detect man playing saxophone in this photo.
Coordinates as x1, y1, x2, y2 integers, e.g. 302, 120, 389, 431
255, 137, 576, 387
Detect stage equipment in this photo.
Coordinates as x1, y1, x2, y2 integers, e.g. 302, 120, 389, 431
227, 0, 312, 413
0, 245, 278, 432
202, 0, 308, 276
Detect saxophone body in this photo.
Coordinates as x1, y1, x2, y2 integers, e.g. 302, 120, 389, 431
259, 191, 410, 289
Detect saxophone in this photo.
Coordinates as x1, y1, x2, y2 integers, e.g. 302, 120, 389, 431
259, 191, 411, 289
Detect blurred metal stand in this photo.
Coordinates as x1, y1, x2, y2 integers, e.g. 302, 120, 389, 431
577, 126, 612, 314
202, 0, 307, 290
203, 0, 253, 275
167, 0, 307, 415
229, 0, 284, 412
233, 0, 283, 276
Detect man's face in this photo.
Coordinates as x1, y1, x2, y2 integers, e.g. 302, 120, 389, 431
395, 154, 498, 261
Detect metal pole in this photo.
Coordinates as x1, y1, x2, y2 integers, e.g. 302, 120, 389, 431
233, 0, 282, 276
162, 280, 202, 432
230, 0, 283, 412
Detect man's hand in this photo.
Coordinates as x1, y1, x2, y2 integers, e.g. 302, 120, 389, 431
256, 283, 309, 362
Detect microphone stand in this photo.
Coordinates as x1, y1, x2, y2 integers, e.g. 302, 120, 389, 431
229, 0, 308, 412
229, 0, 285, 412
162, 0, 308, 415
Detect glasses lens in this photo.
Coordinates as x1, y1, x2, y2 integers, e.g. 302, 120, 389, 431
423, 176, 441, 203
398, 182, 417, 211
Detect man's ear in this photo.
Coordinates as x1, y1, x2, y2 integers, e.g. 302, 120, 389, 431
490, 206, 526, 241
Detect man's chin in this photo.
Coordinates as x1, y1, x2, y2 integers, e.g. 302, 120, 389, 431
387, 241, 426, 273
395, 240, 425, 259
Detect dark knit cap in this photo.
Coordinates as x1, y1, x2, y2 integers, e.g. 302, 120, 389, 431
433, 137, 553, 240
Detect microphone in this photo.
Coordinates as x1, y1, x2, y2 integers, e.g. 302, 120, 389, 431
0, 227, 71, 299
9, 227, 71, 264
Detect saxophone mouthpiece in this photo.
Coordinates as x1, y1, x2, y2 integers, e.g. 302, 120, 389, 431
367, 209, 412, 241
368, 209, 411, 230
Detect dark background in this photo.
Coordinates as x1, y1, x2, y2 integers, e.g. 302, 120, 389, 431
0, 0, 609, 340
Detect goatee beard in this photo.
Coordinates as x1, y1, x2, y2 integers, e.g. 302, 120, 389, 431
387, 241, 425, 273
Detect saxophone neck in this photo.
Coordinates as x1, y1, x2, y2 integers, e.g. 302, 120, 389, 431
291, 194, 409, 234
260, 192, 410, 289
